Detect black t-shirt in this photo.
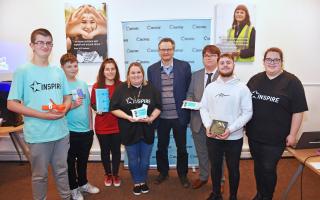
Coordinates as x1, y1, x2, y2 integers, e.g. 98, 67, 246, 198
246, 71, 308, 146
110, 82, 161, 145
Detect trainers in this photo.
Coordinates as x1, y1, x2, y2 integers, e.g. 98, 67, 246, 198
154, 173, 168, 185
104, 174, 113, 187
133, 185, 141, 195
113, 175, 121, 187
71, 188, 84, 200
79, 182, 100, 194
140, 183, 149, 194
179, 176, 190, 188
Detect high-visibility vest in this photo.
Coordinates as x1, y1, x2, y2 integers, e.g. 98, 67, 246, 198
228, 24, 254, 62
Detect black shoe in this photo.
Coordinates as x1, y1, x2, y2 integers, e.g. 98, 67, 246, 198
207, 192, 223, 200
154, 173, 168, 185
252, 193, 262, 200
179, 176, 190, 188
140, 183, 149, 193
229, 195, 237, 200
133, 185, 141, 196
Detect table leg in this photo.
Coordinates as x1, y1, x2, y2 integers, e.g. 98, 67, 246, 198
8, 132, 30, 163
281, 163, 304, 200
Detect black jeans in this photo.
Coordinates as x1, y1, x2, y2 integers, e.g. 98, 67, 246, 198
96, 133, 121, 176
156, 118, 188, 177
207, 137, 243, 197
67, 130, 94, 189
248, 139, 285, 200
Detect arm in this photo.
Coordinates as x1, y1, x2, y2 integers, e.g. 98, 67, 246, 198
186, 73, 195, 101
199, 88, 212, 137
286, 112, 304, 146
7, 100, 65, 120
111, 109, 137, 122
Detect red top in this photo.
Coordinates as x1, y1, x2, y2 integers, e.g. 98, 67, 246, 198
91, 83, 119, 134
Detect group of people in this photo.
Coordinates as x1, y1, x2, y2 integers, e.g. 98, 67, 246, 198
7, 26, 307, 200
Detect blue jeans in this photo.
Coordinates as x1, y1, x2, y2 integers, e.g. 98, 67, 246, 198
125, 140, 153, 184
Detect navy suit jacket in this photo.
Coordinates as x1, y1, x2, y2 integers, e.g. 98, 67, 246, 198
147, 58, 191, 126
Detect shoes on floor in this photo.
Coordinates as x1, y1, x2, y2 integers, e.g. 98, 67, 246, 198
113, 175, 121, 187
104, 174, 113, 187
71, 187, 83, 200
192, 179, 207, 189
140, 183, 149, 194
133, 185, 141, 196
179, 176, 190, 188
154, 173, 168, 185
79, 182, 100, 194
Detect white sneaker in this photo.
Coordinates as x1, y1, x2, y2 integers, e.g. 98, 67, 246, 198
71, 188, 84, 200
79, 182, 100, 194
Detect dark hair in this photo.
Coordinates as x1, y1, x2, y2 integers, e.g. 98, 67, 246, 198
30, 28, 52, 43
96, 58, 120, 88
232, 4, 251, 28
218, 53, 234, 62
158, 37, 175, 49
60, 53, 77, 66
126, 62, 147, 87
202, 45, 221, 57
263, 47, 283, 61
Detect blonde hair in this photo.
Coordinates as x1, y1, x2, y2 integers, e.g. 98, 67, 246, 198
126, 62, 148, 87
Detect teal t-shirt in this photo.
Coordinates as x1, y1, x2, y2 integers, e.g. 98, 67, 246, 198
66, 79, 91, 132
8, 63, 70, 143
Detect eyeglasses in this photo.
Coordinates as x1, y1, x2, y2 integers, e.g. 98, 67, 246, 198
33, 41, 53, 47
264, 58, 281, 64
159, 48, 173, 52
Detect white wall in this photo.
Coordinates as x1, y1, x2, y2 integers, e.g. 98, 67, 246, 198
1, 0, 320, 159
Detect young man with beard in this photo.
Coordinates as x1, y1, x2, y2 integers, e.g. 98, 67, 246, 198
200, 53, 253, 200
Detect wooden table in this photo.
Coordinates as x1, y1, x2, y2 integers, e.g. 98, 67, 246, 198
0, 125, 30, 162
281, 147, 320, 199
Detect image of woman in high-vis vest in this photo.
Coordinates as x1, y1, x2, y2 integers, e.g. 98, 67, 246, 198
228, 4, 256, 62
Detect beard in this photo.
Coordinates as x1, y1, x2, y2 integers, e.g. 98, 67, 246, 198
219, 70, 233, 77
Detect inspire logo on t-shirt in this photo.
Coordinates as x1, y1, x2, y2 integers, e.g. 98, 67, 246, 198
252, 90, 280, 103
29, 81, 61, 93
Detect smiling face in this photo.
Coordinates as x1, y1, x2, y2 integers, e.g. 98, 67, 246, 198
30, 35, 53, 59
203, 52, 219, 70
104, 62, 117, 82
218, 56, 235, 77
62, 61, 78, 80
235, 9, 246, 23
128, 65, 144, 87
264, 51, 283, 77
158, 41, 174, 63
81, 12, 97, 33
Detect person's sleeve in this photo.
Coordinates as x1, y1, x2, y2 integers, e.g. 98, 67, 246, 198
185, 62, 192, 93
199, 87, 212, 128
110, 84, 122, 111
7, 69, 24, 101
228, 86, 253, 133
186, 73, 195, 101
290, 77, 308, 113
240, 27, 255, 58
60, 69, 71, 96
152, 84, 162, 110
84, 82, 91, 105
147, 67, 153, 84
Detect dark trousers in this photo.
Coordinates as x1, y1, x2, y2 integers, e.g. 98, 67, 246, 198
248, 139, 285, 200
207, 137, 243, 197
96, 133, 121, 176
156, 118, 188, 177
67, 130, 94, 190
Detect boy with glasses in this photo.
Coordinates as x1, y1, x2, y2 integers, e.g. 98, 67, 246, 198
7, 28, 72, 200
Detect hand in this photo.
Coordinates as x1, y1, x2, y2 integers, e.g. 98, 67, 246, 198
286, 134, 296, 147
96, 111, 103, 115
72, 98, 82, 108
216, 129, 230, 140
206, 127, 214, 138
138, 116, 153, 124
85, 5, 107, 39
127, 115, 139, 123
42, 110, 65, 120
66, 6, 90, 38
231, 50, 240, 57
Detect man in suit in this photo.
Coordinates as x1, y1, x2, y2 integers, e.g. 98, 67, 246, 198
187, 45, 225, 190
147, 38, 191, 188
